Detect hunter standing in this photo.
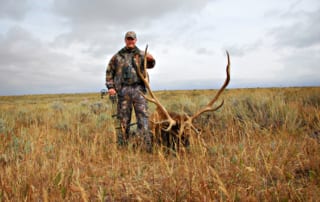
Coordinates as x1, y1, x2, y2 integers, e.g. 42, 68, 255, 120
105, 31, 156, 152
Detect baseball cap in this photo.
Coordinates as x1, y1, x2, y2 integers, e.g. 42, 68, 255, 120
125, 31, 137, 39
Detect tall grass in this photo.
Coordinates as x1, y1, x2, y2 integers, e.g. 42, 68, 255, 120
0, 87, 319, 201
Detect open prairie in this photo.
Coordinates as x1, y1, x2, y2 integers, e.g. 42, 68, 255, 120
0, 87, 319, 201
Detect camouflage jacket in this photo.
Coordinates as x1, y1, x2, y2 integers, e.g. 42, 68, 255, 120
105, 46, 155, 92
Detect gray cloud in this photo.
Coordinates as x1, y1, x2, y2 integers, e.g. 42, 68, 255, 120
0, 27, 71, 70
224, 40, 263, 57
53, 0, 209, 25
281, 48, 320, 77
1, 0, 319, 95
265, 3, 320, 87
270, 8, 320, 48
196, 47, 214, 55
0, 0, 30, 20
0, 26, 96, 95
50, 0, 212, 60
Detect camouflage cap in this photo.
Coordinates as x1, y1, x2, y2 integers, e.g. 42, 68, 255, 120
125, 31, 137, 39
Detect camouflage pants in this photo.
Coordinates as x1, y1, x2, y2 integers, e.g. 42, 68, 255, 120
117, 84, 152, 150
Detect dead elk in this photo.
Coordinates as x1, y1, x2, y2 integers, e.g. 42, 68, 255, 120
137, 46, 231, 151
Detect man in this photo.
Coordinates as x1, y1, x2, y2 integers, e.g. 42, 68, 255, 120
105, 31, 155, 152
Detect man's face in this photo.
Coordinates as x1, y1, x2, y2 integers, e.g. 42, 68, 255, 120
125, 37, 137, 49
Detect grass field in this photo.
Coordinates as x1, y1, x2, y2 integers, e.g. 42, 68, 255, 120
0, 87, 319, 201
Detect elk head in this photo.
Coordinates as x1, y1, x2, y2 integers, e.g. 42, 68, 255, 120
137, 45, 230, 148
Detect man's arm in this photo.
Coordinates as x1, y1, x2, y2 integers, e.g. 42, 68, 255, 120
106, 56, 116, 95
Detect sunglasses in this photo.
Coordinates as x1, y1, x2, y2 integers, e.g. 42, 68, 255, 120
126, 37, 135, 41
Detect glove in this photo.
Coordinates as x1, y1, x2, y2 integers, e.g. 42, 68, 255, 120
146, 53, 156, 68
146, 53, 154, 61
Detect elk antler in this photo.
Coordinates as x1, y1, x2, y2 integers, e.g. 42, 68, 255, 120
191, 51, 231, 121
136, 45, 176, 131
175, 51, 230, 137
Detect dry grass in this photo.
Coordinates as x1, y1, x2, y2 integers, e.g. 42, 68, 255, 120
0, 87, 319, 201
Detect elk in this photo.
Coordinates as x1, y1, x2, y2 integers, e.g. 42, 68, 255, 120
137, 46, 230, 150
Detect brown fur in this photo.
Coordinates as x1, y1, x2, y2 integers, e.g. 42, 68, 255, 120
149, 108, 192, 151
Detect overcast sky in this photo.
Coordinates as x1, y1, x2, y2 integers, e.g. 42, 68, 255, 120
0, 0, 319, 95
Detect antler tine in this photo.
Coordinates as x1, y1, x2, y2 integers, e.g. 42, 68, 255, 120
137, 45, 176, 131
191, 51, 231, 120
143, 45, 148, 78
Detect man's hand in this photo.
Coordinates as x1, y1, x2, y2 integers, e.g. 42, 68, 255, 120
108, 88, 116, 96
146, 53, 154, 61
146, 53, 156, 69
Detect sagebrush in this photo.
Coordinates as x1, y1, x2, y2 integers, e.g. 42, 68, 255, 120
0, 87, 319, 201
